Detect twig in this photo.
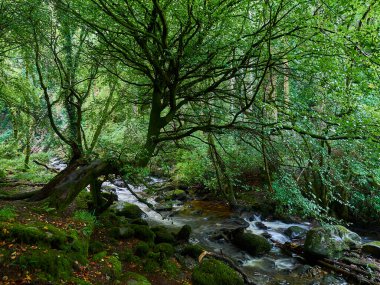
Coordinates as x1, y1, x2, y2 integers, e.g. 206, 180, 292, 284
118, 177, 155, 211
33, 160, 59, 173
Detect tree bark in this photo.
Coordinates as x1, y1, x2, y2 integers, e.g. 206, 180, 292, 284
28, 159, 116, 210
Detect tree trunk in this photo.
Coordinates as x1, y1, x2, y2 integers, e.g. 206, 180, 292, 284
207, 133, 237, 208
28, 159, 116, 210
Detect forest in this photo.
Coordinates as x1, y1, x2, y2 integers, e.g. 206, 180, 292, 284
0, 0, 379, 284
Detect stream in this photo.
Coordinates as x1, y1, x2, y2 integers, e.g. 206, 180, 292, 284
105, 178, 350, 285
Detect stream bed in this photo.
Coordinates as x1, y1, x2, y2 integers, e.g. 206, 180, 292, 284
105, 179, 351, 285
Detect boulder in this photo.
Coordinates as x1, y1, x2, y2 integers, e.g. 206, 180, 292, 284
192, 259, 244, 285
304, 225, 361, 259
151, 226, 176, 244
116, 202, 144, 219
232, 232, 271, 256
118, 227, 135, 239
180, 244, 205, 258
255, 222, 268, 230
220, 218, 249, 235
284, 226, 307, 239
177, 225, 192, 242
362, 241, 380, 258
164, 189, 187, 201
131, 225, 155, 242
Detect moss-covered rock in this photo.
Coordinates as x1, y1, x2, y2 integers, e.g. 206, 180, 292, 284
304, 225, 361, 259
124, 271, 151, 285
116, 202, 144, 219
132, 225, 156, 242
181, 244, 204, 258
119, 227, 135, 239
192, 259, 244, 285
284, 226, 307, 239
232, 232, 271, 256
99, 210, 122, 227
135, 241, 152, 257
154, 243, 175, 258
89, 240, 106, 254
120, 248, 139, 263
164, 189, 187, 201
177, 225, 192, 242
362, 241, 380, 258
16, 248, 74, 279
151, 226, 176, 244
0, 222, 70, 250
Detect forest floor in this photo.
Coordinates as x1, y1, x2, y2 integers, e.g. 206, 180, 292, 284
0, 184, 192, 285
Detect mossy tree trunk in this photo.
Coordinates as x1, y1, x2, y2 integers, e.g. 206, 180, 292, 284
29, 159, 117, 210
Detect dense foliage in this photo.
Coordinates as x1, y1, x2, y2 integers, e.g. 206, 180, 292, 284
0, 0, 379, 223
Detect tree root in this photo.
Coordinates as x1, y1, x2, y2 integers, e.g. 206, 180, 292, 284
0, 181, 46, 187
0, 190, 40, 200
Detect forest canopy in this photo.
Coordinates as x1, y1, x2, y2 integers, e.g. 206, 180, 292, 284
0, 0, 379, 223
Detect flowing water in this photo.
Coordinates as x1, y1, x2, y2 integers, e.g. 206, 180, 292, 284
47, 159, 349, 284
106, 179, 349, 285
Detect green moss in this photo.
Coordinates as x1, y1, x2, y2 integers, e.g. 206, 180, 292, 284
16, 248, 74, 279
362, 241, 380, 257
192, 259, 244, 285
154, 243, 175, 258
232, 232, 271, 256
130, 218, 149, 226
162, 259, 180, 277
89, 240, 106, 254
304, 226, 361, 259
165, 189, 186, 201
177, 225, 192, 242
117, 202, 144, 219
181, 244, 204, 258
99, 210, 121, 227
151, 226, 176, 244
120, 248, 140, 263
93, 251, 108, 261
0, 222, 69, 249
69, 232, 89, 264
74, 191, 92, 210
108, 255, 122, 279
120, 227, 135, 239
0, 206, 17, 221
124, 272, 151, 285
132, 225, 155, 242
135, 241, 151, 257
144, 259, 160, 273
